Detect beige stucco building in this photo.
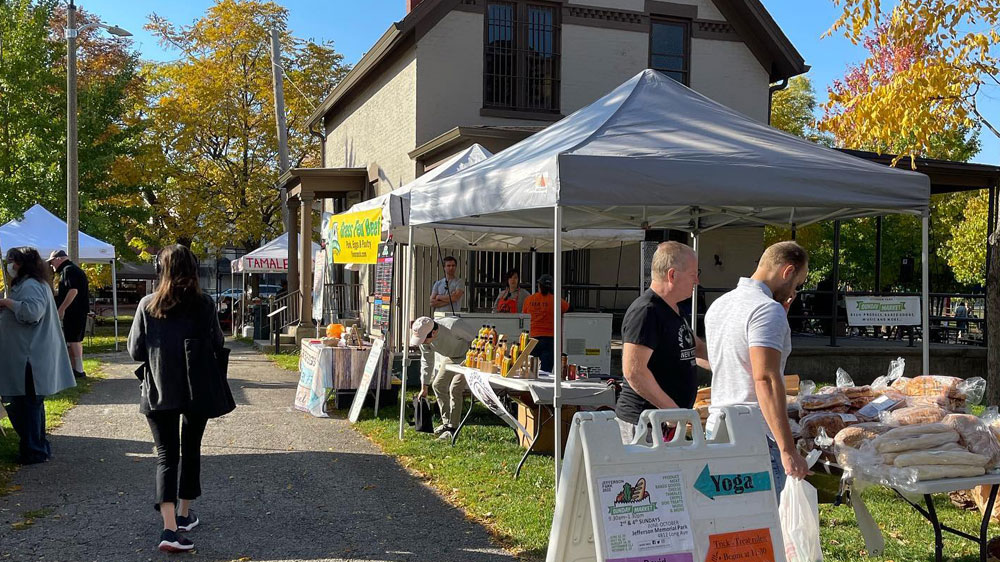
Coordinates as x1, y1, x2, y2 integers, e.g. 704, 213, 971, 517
285, 0, 807, 324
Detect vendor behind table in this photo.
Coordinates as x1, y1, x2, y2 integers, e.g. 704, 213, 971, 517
493, 268, 530, 313
521, 274, 569, 373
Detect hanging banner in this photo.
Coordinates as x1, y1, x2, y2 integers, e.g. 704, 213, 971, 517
322, 208, 382, 265
311, 249, 326, 323
845, 296, 921, 326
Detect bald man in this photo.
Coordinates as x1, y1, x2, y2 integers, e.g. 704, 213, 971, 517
705, 241, 811, 500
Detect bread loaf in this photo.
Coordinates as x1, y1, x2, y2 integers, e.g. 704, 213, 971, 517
903, 375, 965, 398
905, 464, 986, 481
882, 442, 964, 464
942, 413, 1000, 467
891, 377, 912, 391
893, 450, 989, 468
874, 428, 960, 453
883, 405, 948, 426
799, 412, 857, 440
800, 392, 851, 411
833, 422, 892, 450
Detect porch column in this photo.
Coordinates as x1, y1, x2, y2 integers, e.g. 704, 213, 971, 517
287, 197, 300, 302
300, 193, 314, 325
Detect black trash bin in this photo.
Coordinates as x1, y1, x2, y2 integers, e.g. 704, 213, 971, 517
252, 304, 270, 340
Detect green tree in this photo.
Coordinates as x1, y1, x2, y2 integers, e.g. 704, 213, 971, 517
140, 0, 350, 254
769, 75, 832, 145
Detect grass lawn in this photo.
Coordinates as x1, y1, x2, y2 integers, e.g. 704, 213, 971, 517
82, 316, 131, 354
0, 359, 103, 494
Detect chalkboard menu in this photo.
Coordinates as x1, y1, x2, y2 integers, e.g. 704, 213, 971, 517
371, 241, 395, 336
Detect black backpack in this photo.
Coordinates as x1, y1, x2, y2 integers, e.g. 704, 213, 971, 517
410, 395, 434, 433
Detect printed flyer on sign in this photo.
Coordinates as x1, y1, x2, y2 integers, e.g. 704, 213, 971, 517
323, 208, 381, 264
598, 471, 694, 562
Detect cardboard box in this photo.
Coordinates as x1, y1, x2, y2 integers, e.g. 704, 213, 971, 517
517, 404, 578, 454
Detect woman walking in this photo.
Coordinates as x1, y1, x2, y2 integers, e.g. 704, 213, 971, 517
128, 245, 225, 553
0, 247, 75, 464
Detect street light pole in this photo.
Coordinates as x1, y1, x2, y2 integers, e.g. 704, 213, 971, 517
66, 0, 78, 261
63, 1, 130, 262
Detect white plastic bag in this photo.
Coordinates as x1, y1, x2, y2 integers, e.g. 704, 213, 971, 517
780, 451, 823, 562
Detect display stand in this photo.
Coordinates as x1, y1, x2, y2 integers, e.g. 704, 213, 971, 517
348, 338, 386, 423
547, 405, 784, 562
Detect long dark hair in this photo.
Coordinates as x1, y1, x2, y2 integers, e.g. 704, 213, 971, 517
147, 245, 202, 318
6, 247, 52, 286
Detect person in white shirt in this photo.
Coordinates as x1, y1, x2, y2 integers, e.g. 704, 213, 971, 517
704, 241, 810, 500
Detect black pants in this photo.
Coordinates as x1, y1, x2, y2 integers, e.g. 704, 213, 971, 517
2, 364, 50, 463
532, 336, 555, 373
146, 410, 208, 509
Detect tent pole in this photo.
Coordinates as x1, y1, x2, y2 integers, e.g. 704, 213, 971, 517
553, 206, 563, 489
922, 212, 930, 375
531, 247, 537, 293
400, 227, 416, 440
230, 268, 235, 337
875, 215, 883, 294
691, 232, 699, 336
111, 259, 119, 352
829, 220, 841, 348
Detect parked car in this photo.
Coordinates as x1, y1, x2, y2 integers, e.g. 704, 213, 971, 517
215, 288, 244, 301
259, 284, 282, 297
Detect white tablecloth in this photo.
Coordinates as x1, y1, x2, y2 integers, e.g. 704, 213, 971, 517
446, 365, 615, 408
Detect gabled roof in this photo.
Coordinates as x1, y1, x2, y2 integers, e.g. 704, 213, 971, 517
308, 0, 808, 128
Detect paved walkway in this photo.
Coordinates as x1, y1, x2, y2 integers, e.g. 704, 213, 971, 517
0, 343, 517, 562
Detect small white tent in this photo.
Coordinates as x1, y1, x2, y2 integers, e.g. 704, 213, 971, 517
0, 204, 120, 348
232, 233, 320, 274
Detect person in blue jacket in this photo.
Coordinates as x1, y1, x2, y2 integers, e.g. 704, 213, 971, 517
0, 246, 76, 464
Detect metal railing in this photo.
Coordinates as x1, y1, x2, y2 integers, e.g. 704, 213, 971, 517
323, 282, 362, 321
270, 290, 301, 335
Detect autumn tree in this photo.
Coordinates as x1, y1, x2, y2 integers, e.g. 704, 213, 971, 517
770, 75, 832, 145
139, 0, 350, 255
0, 0, 150, 265
822, 0, 1000, 401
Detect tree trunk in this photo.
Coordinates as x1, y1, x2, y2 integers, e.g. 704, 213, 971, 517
988, 192, 1000, 406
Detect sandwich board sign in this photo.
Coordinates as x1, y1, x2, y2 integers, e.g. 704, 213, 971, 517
348, 337, 385, 423
546, 406, 785, 562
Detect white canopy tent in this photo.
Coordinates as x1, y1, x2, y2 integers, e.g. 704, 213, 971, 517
232, 233, 319, 274
0, 204, 120, 348
408, 69, 932, 484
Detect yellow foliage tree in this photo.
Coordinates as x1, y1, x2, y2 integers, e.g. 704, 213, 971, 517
138, 0, 349, 254
823, 0, 1000, 400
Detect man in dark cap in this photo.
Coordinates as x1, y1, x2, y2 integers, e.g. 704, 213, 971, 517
48, 250, 89, 378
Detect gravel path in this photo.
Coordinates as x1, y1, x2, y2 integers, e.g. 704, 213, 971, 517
0, 342, 517, 561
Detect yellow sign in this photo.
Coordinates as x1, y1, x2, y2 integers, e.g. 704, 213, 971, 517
323, 208, 382, 264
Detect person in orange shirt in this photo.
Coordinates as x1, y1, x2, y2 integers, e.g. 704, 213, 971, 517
521, 274, 569, 373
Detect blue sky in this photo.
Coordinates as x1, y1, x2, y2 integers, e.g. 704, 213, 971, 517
77, 0, 999, 164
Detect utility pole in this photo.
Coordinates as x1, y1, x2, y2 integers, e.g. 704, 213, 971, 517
270, 27, 291, 233
66, 0, 79, 261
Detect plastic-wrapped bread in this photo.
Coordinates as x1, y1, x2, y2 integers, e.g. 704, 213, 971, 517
873, 424, 959, 453
942, 413, 1000, 467
906, 464, 986, 481
882, 405, 948, 426
893, 450, 989, 468
902, 375, 965, 397
891, 377, 912, 391
843, 385, 876, 409
833, 422, 892, 450
882, 442, 965, 464
786, 395, 801, 421
800, 392, 851, 411
799, 412, 857, 440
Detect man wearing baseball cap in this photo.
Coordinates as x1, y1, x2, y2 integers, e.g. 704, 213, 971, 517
48, 250, 89, 378
410, 315, 476, 440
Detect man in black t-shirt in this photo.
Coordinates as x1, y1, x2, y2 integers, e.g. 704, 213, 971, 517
615, 241, 710, 443
48, 250, 90, 378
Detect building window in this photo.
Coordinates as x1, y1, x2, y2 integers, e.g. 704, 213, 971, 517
484, 1, 561, 113
650, 18, 690, 85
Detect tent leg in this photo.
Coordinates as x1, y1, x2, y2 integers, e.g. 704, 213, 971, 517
553, 206, 563, 489
112, 260, 119, 352
400, 227, 416, 440
922, 212, 930, 375
531, 247, 537, 293
829, 220, 841, 347
691, 233, 699, 336
230, 269, 235, 337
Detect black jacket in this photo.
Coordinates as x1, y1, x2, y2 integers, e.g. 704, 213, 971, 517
128, 293, 224, 414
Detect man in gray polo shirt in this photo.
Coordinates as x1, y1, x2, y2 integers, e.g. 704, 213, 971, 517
704, 241, 810, 499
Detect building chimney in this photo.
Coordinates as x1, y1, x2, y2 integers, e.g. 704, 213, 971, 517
407, 0, 423, 13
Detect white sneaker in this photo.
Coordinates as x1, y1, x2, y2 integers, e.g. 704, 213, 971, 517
437, 430, 454, 441
433, 424, 447, 436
